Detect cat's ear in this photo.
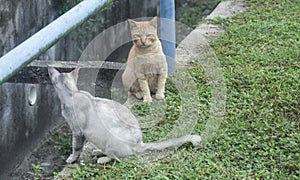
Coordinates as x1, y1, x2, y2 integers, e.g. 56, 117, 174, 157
149, 16, 158, 28
71, 68, 80, 82
128, 18, 137, 29
48, 67, 60, 79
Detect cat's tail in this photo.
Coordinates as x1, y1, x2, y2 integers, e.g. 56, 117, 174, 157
138, 135, 201, 152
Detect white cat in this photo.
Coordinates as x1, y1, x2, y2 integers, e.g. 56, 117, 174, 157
48, 67, 201, 163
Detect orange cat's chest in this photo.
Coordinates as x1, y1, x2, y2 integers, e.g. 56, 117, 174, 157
135, 53, 165, 67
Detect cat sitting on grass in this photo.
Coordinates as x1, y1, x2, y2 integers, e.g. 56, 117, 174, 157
48, 67, 201, 164
122, 17, 168, 102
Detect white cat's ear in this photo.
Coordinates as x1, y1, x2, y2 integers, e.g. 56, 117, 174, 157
149, 16, 158, 28
48, 67, 60, 79
128, 19, 137, 29
71, 68, 80, 82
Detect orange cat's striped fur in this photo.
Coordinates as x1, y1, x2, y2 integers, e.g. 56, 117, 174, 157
122, 17, 168, 102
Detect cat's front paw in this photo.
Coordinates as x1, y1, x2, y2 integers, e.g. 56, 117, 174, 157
155, 93, 164, 100
190, 135, 202, 146
143, 97, 152, 103
66, 154, 79, 164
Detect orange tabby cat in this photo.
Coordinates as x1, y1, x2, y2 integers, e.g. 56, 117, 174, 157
122, 17, 168, 102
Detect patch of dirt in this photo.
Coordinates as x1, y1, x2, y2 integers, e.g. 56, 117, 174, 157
11, 124, 72, 179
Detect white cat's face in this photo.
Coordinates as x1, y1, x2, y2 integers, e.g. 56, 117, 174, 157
128, 17, 158, 48
48, 67, 78, 92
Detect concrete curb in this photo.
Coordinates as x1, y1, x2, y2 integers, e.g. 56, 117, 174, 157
176, 0, 248, 68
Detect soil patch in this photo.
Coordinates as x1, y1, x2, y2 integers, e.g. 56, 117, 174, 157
12, 124, 72, 179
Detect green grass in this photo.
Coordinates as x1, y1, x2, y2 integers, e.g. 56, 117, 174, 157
57, 0, 299, 179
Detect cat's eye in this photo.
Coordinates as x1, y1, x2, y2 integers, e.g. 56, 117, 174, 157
146, 34, 153, 37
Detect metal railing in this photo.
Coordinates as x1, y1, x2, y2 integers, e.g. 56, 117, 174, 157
0, 0, 108, 85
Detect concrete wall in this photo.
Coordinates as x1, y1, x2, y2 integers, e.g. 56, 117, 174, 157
0, 0, 59, 56
41, 0, 160, 62
0, 83, 63, 178
0, 0, 61, 178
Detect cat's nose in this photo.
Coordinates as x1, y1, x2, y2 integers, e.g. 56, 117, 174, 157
141, 37, 146, 44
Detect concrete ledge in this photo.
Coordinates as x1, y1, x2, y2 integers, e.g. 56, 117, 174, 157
206, 0, 248, 19
7, 60, 125, 84
176, 0, 248, 69
30, 60, 124, 70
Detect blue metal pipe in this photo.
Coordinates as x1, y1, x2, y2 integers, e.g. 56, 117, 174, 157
0, 0, 108, 85
160, 0, 176, 73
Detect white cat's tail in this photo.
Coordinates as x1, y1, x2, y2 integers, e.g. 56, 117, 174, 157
138, 135, 201, 152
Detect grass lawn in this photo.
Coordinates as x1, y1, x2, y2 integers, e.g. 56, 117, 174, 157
52, 0, 299, 179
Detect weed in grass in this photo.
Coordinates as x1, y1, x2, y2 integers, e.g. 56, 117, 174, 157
27, 164, 43, 179
71, 164, 101, 179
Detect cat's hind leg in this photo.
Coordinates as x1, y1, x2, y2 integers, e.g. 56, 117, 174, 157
133, 91, 143, 99
66, 133, 85, 163
128, 81, 143, 100
92, 149, 105, 156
